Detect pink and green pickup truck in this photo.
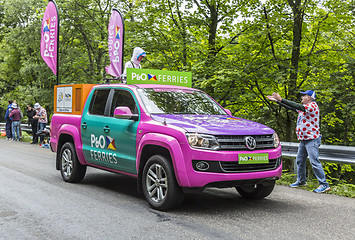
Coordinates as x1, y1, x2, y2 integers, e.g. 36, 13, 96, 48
50, 83, 282, 210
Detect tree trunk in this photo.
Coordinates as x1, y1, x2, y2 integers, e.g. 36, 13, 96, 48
285, 0, 306, 141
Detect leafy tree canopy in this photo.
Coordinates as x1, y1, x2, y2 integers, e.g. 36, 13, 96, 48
0, 0, 354, 145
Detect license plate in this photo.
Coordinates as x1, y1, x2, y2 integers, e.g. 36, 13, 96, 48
238, 153, 269, 164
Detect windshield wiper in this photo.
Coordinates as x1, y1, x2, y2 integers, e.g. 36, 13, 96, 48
172, 112, 196, 114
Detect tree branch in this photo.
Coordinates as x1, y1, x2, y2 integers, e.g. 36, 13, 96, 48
263, 6, 277, 61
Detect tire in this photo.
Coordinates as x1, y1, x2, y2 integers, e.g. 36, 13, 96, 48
236, 180, 275, 199
59, 142, 86, 183
142, 155, 184, 211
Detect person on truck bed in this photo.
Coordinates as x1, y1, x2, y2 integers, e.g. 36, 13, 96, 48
121, 47, 146, 83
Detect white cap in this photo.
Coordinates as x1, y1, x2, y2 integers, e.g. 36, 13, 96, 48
34, 103, 40, 109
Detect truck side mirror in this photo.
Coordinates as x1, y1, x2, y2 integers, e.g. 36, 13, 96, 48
114, 106, 138, 121
224, 108, 232, 115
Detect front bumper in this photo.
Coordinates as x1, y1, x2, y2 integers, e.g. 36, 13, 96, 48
176, 144, 282, 188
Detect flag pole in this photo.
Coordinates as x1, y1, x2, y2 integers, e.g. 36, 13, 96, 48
50, 0, 59, 85
114, 8, 125, 77
105, 8, 125, 80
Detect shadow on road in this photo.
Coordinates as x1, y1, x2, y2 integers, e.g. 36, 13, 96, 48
80, 171, 142, 199
179, 188, 297, 214
78, 171, 303, 214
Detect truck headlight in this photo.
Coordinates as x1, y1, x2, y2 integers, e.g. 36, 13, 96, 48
186, 133, 220, 150
273, 132, 280, 148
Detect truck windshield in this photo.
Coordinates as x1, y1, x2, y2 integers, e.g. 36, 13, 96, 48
137, 88, 226, 115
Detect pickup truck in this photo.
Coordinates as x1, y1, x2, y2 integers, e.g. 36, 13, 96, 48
50, 83, 282, 210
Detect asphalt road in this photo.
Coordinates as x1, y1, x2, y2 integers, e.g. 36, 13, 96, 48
0, 139, 354, 240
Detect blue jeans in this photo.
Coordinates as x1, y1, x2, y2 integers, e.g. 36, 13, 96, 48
296, 137, 329, 187
5, 118, 12, 139
38, 122, 47, 144
12, 121, 20, 141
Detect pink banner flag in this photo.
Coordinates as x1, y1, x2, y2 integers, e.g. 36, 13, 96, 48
105, 9, 125, 78
40, 0, 58, 75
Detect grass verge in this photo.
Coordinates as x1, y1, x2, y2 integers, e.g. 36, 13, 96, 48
277, 170, 355, 198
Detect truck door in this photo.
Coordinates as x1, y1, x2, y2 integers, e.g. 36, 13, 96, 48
81, 88, 111, 168
81, 88, 139, 174
103, 88, 139, 174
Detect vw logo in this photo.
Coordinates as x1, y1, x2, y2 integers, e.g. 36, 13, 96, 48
245, 136, 256, 150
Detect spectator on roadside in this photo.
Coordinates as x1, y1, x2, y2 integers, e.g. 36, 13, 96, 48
9, 103, 21, 141
4, 100, 13, 141
13, 100, 23, 139
33, 103, 48, 146
267, 90, 330, 193
121, 47, 146, 83
27, 104, 38, 144
13, 100, 23, 118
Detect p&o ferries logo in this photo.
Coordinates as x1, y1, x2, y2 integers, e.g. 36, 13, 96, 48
43, 19, 50, 32
148, 74, 157, 81
90, 134, 117, 164
115, 26, 120, 40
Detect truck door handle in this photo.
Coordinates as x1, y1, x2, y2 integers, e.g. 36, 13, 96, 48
103, 126, 110, 133
81, 122, 87, 129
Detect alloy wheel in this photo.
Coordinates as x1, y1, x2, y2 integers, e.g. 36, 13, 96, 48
62, 149, 73, 178
146, 163, 168, 203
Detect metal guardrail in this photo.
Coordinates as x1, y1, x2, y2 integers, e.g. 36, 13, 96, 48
281, 142, 355, 165
1, 122, 354, 165
0, 122, 50, 133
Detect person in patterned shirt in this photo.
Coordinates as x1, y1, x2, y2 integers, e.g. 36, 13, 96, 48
267, 90, 330, 193
33, 103, 48, 146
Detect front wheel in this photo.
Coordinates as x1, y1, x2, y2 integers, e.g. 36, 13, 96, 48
59, 142, 86, 183
142, 155, 184, 211
236, 180, 275, 199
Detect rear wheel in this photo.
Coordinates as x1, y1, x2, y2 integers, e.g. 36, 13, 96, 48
236, 180, 275, 199
142, 155, 184, 211
59, 142, 86, 183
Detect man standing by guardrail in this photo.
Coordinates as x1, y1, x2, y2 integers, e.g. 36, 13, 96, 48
267, 90, 330, 193
9, 103, 21, 141
27, 104, 38, 144
4, 100, 13, 141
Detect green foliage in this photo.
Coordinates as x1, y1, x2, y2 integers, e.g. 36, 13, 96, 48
323, 162, 355, 185
0, 131, 32, 142
21, 131, 33, 143
0, 0, 354, 194
0, 0, 354, 144
280, 159, 355, 198
278, 170, 355, 198
331, 184, 355, 198
277, 171, 297, 186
